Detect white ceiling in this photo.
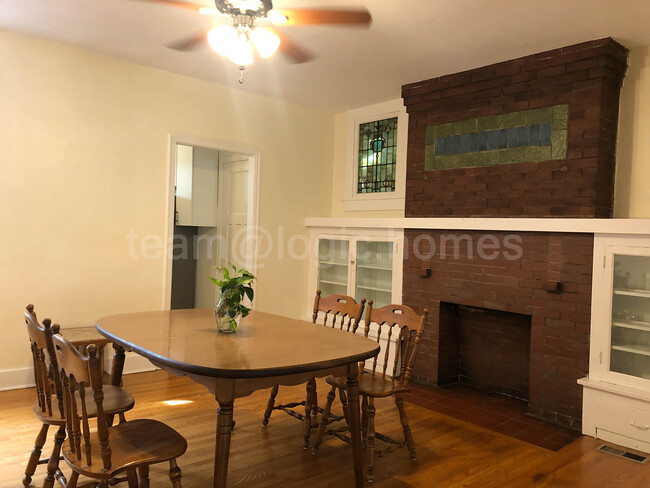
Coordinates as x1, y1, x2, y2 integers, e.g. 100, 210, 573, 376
1, 0, 650, 112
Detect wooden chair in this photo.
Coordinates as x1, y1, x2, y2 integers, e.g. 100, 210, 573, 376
311, 302, 428, 482
53, 332, 188, 488
262, 291, 366, 448
23, 305, 136, 488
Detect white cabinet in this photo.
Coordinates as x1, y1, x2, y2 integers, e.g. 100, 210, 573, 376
310, 231, 402, 311
175, 144, 219, 227
579, 235, 650, 453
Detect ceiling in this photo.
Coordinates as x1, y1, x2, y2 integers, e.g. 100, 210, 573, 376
1, 0, 650, 112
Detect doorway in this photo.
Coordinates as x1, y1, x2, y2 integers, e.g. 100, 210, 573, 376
164, 136, 259, 310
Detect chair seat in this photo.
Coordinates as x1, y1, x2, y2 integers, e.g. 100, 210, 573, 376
63, 419, 188, 479
32, 384, 135, 424
326, 373, 410, 398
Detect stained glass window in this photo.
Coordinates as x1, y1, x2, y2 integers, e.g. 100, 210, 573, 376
357, 117, 398, 193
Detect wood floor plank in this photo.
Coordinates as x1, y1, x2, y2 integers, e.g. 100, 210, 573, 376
2, 370, 647, 487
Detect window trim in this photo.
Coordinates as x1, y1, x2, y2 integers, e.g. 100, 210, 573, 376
344, 99, 408, 212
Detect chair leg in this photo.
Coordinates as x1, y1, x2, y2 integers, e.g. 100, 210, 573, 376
23, 423, 49, 487
303, 378, 316, 449
169, 459, 183, 488
43, 425, 66, 488
395, 394, 416, 460
67, 472, 79, 488
262, 385, 279, 426
311, 385, 336, 454
338, 387, 350, 426
366, 397, 376, 483
310, 380, 319, 423
138, 465, 150, 488
361, 396, 368, 439
126, 468, 138, 488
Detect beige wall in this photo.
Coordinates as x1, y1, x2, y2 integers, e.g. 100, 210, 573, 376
0, 31, 334, 377
615, 45, 650, 218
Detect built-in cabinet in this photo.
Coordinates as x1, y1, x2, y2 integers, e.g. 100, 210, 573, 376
579, 235, 650, 453
311, 231, 402, 311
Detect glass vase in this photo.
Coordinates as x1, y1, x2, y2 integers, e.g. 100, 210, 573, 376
215, 293, 239, 333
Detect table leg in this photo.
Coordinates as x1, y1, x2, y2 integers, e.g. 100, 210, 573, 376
346, 364, 366, 488
214, 400, 234, 488
110, 344, 126, 387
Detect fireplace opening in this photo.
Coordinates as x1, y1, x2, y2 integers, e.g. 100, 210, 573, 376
438, 303, 532, 401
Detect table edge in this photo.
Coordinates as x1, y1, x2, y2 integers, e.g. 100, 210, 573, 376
96, 320, 380, 380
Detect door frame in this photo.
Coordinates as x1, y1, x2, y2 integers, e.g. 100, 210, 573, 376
163, 133, 261, 309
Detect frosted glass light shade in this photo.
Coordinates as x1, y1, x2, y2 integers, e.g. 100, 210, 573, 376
207, 25, 238, 57
229, 32, 254, 66
251, 28, 280, 58
267, 9, 288, 24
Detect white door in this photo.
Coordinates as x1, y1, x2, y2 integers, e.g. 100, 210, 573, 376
217, 154, 250, 271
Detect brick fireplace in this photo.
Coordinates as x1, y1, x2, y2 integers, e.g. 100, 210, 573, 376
400, 38, 628, 429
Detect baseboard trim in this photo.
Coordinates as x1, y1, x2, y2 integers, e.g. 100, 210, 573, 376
1, 352, 157, 392
0, 367, 34, 391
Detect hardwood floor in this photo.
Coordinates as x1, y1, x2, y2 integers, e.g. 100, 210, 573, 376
2, 370, 648, 487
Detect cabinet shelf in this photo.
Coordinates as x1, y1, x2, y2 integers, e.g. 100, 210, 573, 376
612, 319, 650, 332
319, 280, 347, 287
613, 288, 650, 298
357, 264, 392, 271
357, 285, 392, 293
318, 261, 348, 267
612, 343, 650, 357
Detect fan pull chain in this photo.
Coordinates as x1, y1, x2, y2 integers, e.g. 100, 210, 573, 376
239, 65, 245, 85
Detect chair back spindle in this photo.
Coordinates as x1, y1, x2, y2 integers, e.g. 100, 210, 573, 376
25, 306, 65, 419
312, 290, 365, 332
364, 303, 428, 387
53, 334, 112, 471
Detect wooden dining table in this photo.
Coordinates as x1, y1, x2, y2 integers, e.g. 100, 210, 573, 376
96, 309, 380, 488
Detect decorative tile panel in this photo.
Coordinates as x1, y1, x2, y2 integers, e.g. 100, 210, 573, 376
424, 105, 568, 170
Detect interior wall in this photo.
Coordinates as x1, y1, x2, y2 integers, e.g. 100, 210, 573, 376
615, 45, 650, 218
0, 30, 334, 381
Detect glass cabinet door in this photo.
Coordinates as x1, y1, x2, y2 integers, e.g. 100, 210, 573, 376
317, 239, 350, 298
610, 254, 650, 380
354, 240, 393, 309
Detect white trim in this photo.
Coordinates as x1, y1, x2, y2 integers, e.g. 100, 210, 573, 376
305, 217, 650, 235
579, 377, 650, 402
344, 99, 407, 212
164, 134, 261, 310
0, 367, 34, 391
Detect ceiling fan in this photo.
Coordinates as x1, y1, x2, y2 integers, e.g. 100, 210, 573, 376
135, 0, 372, 66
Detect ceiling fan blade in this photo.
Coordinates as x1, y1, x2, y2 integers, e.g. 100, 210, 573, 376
275, 8, 372, 27
166, 30, 208, 51
269, 28, 315, 64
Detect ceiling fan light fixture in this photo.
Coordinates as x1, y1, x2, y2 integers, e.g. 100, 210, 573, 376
251, 28, 280, 58
229, 31, 255, 66
267, 9, 288, 24
231, 0, 263, 12
207, 25, 238, 57
198, 7, 220, 16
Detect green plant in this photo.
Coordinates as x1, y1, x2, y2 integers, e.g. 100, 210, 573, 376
210, 263, 255, 331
